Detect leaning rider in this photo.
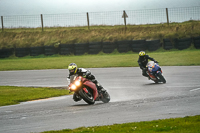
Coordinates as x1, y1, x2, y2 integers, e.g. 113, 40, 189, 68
137, 51, 158, 78
68, 63, 106, 102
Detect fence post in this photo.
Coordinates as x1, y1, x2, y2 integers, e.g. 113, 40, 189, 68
41, 14, 44, 32
1, 16, 4, 32
166, 8, 169, 25
123, 10, 127, 32
87, 12, 90, 30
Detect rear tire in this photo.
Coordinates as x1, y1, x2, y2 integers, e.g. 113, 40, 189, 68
157, 73, 166, 83
101, 91, 110, 103
79, 89, 95, 105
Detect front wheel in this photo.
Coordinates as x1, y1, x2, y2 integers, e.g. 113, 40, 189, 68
79, 88, 95, 105
157, 73, 166, 83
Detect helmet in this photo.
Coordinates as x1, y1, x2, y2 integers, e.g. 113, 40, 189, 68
139, 51, 145, 56
68, 63, 77, 75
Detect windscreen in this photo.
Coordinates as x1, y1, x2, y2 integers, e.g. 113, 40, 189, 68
147, 61, 155, 67
67, 75, 77, 85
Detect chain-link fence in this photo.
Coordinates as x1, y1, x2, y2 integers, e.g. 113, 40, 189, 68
1, 6, 200, 31
168, 6, 200, 23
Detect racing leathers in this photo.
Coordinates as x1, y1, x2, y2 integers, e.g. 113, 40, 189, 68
137, 55, 157, 77
68, 68, 105, 102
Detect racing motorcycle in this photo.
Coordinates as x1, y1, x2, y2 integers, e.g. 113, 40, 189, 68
146, 61, 166, 83
67, 75, 110, 105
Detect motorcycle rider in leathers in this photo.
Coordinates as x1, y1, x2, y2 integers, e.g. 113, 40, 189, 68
68, 63, 106, 102
137, 51, 158, 78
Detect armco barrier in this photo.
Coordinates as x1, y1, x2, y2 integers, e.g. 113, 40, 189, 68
88, 42, 102, 54
117, 40, 131, 53
163, 39, 174, 50
102, 42, 117, 53
59, 44, 74, 55
130, 39, 147, 52
146, 39, 161, 51
44, 45, 58, 56
0, 48, 14, 58
30, 46, 44, 56
193, 36, 200, 49
74, 43, 89, 55
15, 47, 30, 57
174, 38, 192, 50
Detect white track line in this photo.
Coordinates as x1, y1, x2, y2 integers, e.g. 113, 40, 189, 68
190, 88, 200, 92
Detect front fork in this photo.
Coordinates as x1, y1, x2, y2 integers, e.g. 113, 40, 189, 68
154, 70, 162, 81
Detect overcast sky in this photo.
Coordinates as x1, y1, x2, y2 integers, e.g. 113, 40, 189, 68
0, 0, 200, 16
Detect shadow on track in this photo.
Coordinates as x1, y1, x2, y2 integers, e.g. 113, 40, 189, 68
143, 83, 166, 86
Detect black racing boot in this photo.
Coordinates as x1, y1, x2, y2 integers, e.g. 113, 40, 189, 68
92, 79, 106, 94
73, 93, 82, 102
142, 68, 149, 78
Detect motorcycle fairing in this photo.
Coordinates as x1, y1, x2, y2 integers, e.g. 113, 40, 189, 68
147, 62, 162, 80
148, 72, 157, 80
82, 79, 98, 100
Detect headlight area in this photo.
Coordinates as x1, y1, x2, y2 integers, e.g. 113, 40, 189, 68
70, 81, 81, 91
70, 84, 76, 90
75, 80, 81, 86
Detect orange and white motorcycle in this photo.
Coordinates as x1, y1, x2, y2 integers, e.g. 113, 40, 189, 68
146, 61, 166, 83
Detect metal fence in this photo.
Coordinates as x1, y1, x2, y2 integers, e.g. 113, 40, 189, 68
1, 6, 200, 31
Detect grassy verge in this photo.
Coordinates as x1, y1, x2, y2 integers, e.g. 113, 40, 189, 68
42, 115, 200, 133
0, 86, 70, 106
0, 21, 200, 49
0, 48, 200, 71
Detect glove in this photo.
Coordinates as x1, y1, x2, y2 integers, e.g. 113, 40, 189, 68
154, 61, 159, 63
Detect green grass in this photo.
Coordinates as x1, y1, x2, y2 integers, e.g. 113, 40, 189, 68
42, 115, 200, 133
0, 21, 200, 49
0, 48, 200, 71
0, 86, 70, 106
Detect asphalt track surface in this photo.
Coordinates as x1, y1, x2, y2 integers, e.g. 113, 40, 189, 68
0, 66, 200, 133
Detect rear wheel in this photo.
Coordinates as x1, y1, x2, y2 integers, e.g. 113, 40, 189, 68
79, 89, 95, 105
101, 91, 110, 103
157, 73, 166, 83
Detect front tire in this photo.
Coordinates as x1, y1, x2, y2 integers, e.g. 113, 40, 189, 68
79, 89, 95, 105
157, 73, 166, 83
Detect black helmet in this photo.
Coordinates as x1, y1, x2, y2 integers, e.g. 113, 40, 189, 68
68, 63, 77, 75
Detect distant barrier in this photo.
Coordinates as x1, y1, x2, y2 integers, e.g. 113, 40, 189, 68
174, 38, 192, 50
163, 39, 173, 50
15, 48, 29, 57
59, 44, 74, 55
0, 48, 14, 58
88, 42, 102, 54
0, 37, 199, 58
193, 36, 200, 49
117, 40, 132, 53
